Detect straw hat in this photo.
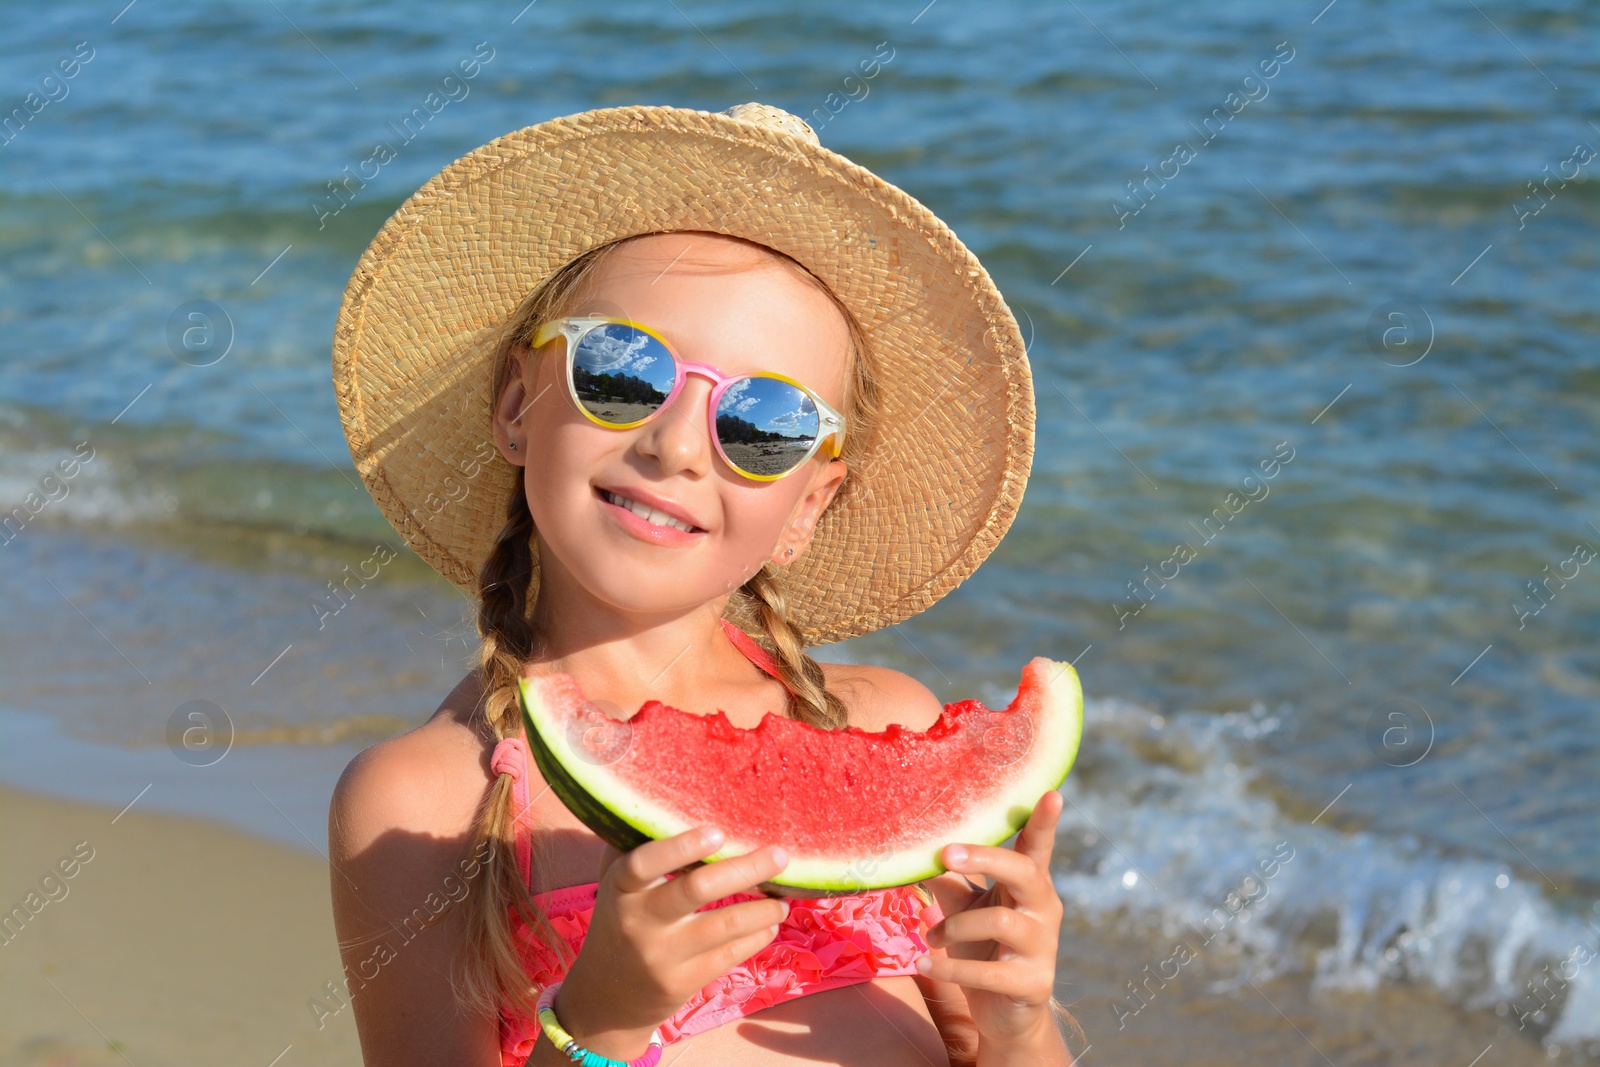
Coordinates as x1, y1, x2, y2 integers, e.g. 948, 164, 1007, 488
331, 102, 1034, 646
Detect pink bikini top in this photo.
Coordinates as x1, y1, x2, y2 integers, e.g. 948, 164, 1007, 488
495, 619, 943, 1064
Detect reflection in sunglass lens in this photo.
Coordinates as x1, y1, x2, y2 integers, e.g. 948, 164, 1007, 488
570, 323, 678, 425
715, 376, 820, 478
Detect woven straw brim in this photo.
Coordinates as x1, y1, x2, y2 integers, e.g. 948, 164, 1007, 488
332, 104, 1033, 646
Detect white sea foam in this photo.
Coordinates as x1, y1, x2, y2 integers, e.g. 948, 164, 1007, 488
0, 444, 172, 535
1011, 688, 1600, 1054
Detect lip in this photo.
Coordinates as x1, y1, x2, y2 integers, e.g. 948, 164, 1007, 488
595, 484, 707, 531
595, 484, 709, 542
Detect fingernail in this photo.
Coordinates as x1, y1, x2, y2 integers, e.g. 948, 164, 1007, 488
702, 827, 724, 848
915, 956, 932, 974
771, 845, 788, 867
945, 845, 967, 867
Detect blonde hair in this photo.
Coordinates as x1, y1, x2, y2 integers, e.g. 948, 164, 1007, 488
451, 231, 1082, 1053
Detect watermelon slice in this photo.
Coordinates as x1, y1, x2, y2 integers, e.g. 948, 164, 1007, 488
516, 657, 1083, 897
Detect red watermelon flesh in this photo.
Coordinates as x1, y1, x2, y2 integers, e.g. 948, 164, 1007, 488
518, 656, 1082, 896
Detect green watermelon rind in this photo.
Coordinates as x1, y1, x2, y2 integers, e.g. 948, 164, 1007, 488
517, 657, 1083, 897
517, 672, 657, 859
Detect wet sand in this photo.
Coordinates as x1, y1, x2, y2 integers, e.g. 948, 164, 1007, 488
0, 783, 1558, 1067
0, 784, 361, 1067
1051, 914, 1556, 1066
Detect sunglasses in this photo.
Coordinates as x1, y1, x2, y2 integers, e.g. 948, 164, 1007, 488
530, 316, 847, 483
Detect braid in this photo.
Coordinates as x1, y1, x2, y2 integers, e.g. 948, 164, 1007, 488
733, 562, 849, 730
453, 479, 572, 1023
476, 477, 539, 705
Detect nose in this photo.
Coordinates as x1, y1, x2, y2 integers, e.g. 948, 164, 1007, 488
634, 375, 716, 477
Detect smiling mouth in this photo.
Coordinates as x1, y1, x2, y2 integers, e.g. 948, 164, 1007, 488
596, 487, 705, 534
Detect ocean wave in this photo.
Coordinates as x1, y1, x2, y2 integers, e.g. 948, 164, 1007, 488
1009, 688, 1600, 1054
0, 404, 396, 550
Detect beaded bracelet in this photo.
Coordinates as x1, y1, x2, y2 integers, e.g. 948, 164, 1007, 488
536, 980, 665, 1067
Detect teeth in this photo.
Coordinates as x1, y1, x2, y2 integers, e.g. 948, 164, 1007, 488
605, 490, 697, 533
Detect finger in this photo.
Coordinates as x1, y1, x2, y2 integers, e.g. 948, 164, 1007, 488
922, 870, 988, 920
912, 969, 979, 1026
1012, 790, 1064, 871
657, 843, 790, 920
609, 825, 727, 895
940, 841, 1058, 915
914, 952, 1044, 999
692, 912, 783, 975
911, 951, 981, 1060
927, 905, 1048, 958
597, 842, 623, 883
684, 895, 790, 956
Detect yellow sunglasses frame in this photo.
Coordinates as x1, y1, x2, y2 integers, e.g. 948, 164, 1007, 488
531, 315, 847, 483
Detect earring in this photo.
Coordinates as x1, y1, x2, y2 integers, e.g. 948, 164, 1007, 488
785, 548, 794, 557
509, 442, 517, 450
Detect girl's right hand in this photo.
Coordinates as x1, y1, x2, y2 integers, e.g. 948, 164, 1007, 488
550, 825, 791, 1055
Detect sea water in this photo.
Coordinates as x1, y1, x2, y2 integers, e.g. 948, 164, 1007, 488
1, 0, 1595, 1055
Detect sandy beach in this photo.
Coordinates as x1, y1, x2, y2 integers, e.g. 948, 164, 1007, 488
0, 784, 361, 1067
0, 781, 1557, 1067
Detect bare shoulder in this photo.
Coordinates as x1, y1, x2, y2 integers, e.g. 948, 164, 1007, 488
325, 669, 504, 1064
820, 661, 947, 733
328, 668, 493, 863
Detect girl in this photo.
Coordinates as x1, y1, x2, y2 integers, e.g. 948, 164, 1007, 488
327, 103, 1082, 1067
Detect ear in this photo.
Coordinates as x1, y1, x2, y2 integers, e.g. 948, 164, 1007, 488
492, 346, 530, 467
773, 457, 848, 564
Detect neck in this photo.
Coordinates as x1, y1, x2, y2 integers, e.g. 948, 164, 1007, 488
524, 559, 748, 710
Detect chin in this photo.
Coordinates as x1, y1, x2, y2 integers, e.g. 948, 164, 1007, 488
593, 578, 721, 618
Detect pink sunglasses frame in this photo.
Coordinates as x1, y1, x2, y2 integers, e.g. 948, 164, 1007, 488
530, 315, 847, 483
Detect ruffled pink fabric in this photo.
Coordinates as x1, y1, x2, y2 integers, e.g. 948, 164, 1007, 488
499, 881, 942, 1063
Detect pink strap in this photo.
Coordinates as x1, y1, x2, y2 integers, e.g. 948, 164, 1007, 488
719, 618, 796, 696
491, 735, 534, 888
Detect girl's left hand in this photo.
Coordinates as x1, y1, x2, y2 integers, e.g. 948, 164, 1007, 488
916, 789, 1066, 1050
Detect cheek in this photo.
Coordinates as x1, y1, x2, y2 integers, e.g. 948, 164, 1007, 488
524, 422, 608, 514
718, 483, 803, 562
526, 355, 606, 469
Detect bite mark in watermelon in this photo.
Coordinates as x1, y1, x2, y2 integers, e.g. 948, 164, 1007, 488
516, 658, 1083, 897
